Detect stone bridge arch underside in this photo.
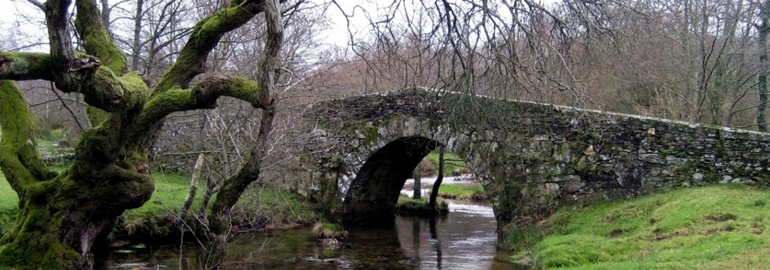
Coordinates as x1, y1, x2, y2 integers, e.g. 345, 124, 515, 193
302, 89, 770, 229
340, 136, 441, 226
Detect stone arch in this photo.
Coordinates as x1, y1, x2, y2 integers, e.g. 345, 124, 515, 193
304, 89, 770, 231
341, 136, 440, 226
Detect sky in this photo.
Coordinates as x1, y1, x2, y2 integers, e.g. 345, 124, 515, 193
1, 1, 43, 25
0, 0, 377, 51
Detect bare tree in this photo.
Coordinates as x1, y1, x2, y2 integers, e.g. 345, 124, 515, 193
758, 0, 769, 131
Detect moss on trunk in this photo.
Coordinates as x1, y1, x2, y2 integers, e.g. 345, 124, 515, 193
0, 167, 153, 269
1, 80, 154, 268
0, 0, 278, 268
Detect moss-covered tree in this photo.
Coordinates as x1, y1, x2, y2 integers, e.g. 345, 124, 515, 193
0, 0, 283, 268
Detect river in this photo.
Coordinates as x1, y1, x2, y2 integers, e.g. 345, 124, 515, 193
102, 180, 517, 269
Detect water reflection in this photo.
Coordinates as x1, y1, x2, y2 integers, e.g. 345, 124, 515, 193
103, 200, 517, 269
395, 201, 512, 270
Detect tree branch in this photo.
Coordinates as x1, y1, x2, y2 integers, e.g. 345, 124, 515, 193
0, 52, 56, 81
0, 81, 57, 194
134, 73, 263, 134
44, 0, 76, 66
26, 0, 44, 11
151, 0, 280, 93
210, 0, 284, 234
17, 0, 147, 114
75, 0, 127, 73
0, 51, 148, 113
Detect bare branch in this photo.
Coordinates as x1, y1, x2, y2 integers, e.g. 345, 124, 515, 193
210, 0, 284, 234
25, 0, 44, 11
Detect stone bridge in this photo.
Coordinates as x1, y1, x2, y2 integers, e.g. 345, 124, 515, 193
300, 88, 770, 228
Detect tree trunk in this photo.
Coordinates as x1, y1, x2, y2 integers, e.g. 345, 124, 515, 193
0, 172, 153, 269
180, 153, 205, 220
428, 147, 445, 209
131, 0, 145, 71
413, 166, 422, 199
0, 81, 154, 269
758, 0, 770, 132
0, 0, 279, 268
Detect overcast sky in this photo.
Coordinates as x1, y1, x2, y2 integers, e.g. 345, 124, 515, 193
0, 0, 378, 51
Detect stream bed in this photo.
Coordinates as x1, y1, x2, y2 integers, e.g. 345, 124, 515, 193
103, 185, 517, 269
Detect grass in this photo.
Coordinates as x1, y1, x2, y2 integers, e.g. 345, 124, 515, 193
235, 184, 320, 225
517, 185, 770, 269
425, 152, 471, 176
0, 171, 16, 237
121, 170, 209, 220
435, 183, 487, 201
0, 167, 319, 239
396, 196, 449, 216
311, 222, 348, 239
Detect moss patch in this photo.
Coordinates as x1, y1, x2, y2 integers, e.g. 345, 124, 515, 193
311, 222, 348, 240
396, 196, 449, 216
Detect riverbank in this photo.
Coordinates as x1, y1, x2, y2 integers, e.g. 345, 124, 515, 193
0, 169, 321, 245
508, 184, 770, 269
402, 174, 489, 201
0, 166, 483, 245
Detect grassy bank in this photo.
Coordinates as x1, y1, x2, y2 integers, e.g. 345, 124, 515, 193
396, 196, 449, 216
0, 168, 319, 241
436, 183, 487, 201
510, 185, 770, 269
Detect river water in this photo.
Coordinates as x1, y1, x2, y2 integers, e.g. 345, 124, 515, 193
104, 183, 517, 269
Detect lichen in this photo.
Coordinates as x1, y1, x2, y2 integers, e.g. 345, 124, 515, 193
9, 57, 29, 74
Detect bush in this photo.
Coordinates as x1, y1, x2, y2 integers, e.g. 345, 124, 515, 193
418, 158, 436, 176
499, 223, 544, 251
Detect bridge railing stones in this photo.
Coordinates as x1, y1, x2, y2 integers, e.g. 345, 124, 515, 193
300, 88, 770, 227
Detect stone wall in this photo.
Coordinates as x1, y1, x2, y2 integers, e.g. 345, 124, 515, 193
302, 88, 770, 226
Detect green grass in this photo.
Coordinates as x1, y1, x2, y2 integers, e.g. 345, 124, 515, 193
0, 168, 319, 238
425, 152, 470, 176
0, 171, 16, 237
520, 185, 770, 269
36, 128, 70, 148
122, 171, 201, 219
235, 184, 320, 225
396, 196, 448, 212
435, 183, 486, 200
0, 171, 18, 210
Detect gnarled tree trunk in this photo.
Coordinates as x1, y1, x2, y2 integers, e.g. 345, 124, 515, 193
0, 0, 278, 268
